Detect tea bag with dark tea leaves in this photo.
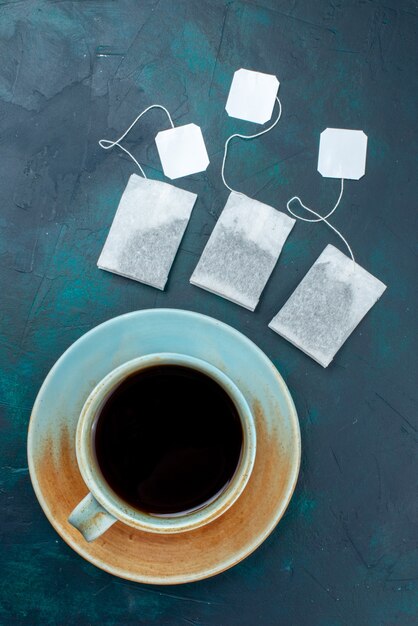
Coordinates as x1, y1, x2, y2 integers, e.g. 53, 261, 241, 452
269, 244, 386, 367
98, 103, 209, 289
192, 69, 291, 310
98, 174, 197, 290
190, 191, 295, 311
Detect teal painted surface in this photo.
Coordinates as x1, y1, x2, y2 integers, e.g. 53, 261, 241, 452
1, 1, 417, 624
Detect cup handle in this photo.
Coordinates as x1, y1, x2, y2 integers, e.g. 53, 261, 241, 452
68, 493, 117, 542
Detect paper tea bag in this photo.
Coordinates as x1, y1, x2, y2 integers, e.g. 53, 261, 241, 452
190, 192, 295, 311
269, 244, 386, 367
98, 174, 197, 290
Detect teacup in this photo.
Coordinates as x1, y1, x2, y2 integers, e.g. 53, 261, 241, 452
68, 353, 256, 541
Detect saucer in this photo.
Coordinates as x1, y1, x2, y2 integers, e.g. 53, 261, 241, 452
28, 309, 300, 585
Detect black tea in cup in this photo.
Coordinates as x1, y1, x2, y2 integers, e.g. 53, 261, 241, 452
93, 365, 243, 516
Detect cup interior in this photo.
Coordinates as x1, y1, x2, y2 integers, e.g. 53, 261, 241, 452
76, 353, 256, 534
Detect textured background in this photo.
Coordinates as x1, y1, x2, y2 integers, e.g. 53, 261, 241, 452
1, 1, 417, 624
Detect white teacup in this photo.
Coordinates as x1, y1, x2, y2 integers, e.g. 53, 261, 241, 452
68, 353, 256, 541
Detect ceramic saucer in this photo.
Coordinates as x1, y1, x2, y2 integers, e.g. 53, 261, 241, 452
28, 309, 300, 585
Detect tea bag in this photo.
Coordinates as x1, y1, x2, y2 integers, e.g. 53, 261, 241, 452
190, 191, 295, 311
98, 104, 206, 289
281, 126, 387, 365
190, 70, 289, 310
98, 174, 197, 290
269, 245, 386, 367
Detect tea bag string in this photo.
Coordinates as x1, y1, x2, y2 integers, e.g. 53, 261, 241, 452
99, 104, 175, 179
286, 179, 355, 265
221, 96, 283, 194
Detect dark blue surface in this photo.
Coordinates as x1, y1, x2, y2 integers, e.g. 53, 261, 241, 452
1, 1, 417, 624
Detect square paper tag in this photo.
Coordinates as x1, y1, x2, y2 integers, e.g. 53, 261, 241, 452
269, 244, 386, 367
98, 174, 197, 290
318, 128, 368, 180
155, 123, 210, 179
225, 68, 280, 124
190, 192, 295, 311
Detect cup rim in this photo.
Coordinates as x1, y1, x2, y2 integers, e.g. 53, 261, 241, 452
75, 353, 257, 534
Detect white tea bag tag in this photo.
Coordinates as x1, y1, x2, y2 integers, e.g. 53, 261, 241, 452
269, 244, 386, 367
225, 68, 280, 124
155, 123, 209, 179
318, 128, 368, 180
190, 192, 295, 311
98, 174, 197, 290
